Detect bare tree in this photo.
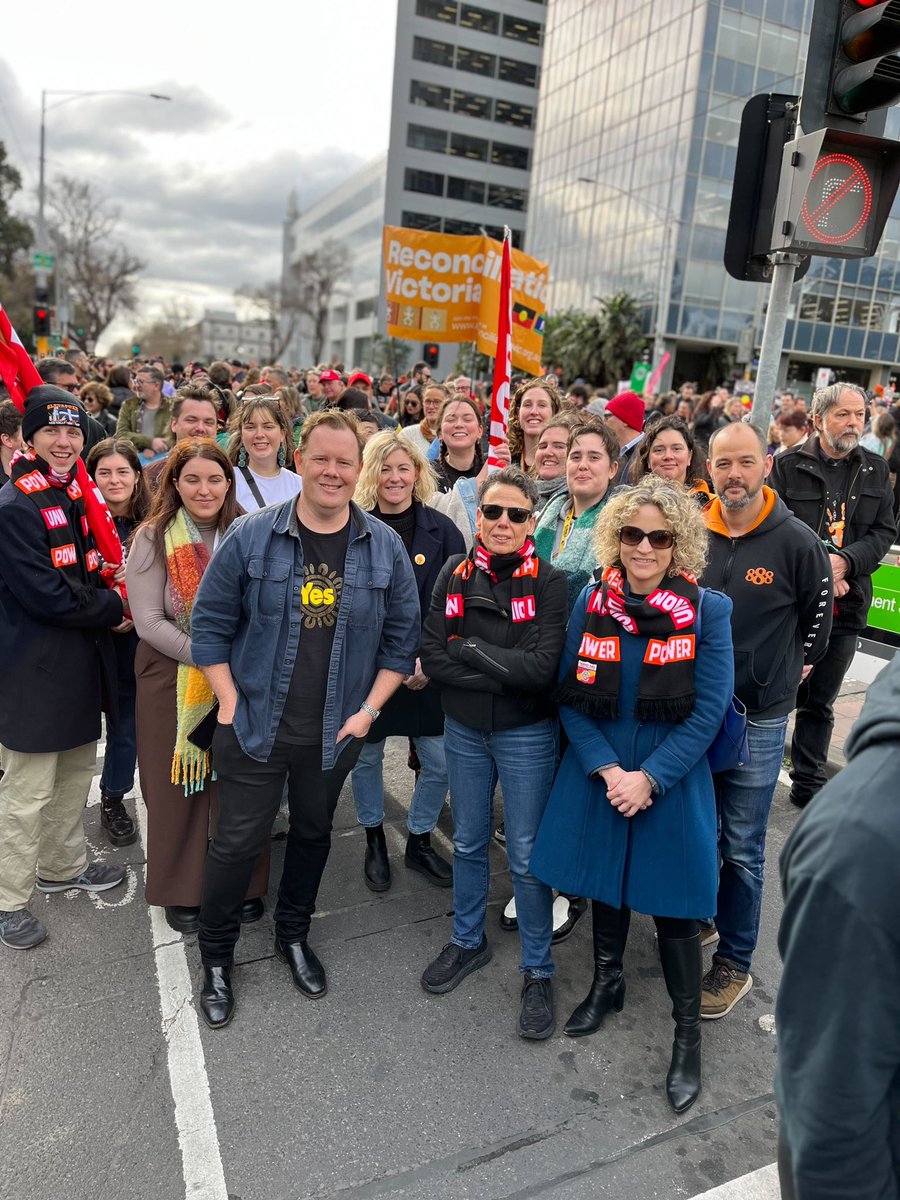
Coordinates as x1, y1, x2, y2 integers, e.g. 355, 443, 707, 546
240, 240, 352, 364
48, 174, 146, 348
131, 299, 200, 362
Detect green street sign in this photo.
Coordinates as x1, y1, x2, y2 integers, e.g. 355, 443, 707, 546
33, 253, 55, 270
867, 562, 900, 635
630, 361, 651, 392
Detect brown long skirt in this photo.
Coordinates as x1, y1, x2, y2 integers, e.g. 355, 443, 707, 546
135, 641, 270, 906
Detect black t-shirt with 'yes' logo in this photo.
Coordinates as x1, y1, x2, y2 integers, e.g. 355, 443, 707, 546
278, 517, 351, 745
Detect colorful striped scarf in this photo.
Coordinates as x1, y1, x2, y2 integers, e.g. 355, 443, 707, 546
165, 507, 216, 795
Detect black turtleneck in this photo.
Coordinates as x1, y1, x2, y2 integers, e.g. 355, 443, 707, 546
374, 504, 415, 552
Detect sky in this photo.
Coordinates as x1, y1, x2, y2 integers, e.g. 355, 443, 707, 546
0, 0, 399, 349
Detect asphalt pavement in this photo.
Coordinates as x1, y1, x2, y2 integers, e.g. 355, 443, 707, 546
0, 727, 812, 1200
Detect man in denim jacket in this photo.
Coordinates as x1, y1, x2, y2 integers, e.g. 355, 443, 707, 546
191, 409, 419, 1028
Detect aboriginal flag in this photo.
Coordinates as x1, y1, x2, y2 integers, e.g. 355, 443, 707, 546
512, 302, 536, 330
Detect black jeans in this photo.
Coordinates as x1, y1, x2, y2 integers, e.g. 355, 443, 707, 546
789, 630, 858, 803
199, 725, 363, 966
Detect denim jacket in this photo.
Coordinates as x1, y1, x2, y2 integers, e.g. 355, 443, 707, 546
191, 499, 419, 768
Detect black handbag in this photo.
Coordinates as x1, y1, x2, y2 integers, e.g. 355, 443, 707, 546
696, 589, 750, 773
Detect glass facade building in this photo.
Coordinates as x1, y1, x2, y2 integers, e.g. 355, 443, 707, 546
526, 0, 900, 393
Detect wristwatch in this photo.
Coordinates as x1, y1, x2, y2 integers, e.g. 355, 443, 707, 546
361, 702, 380, 721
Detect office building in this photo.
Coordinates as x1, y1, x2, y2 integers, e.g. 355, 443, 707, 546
199, 309, 274, 364
525, 0, 900, 394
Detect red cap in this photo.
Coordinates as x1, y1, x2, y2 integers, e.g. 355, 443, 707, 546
319, 369, 342, 383
605, 391, 645, 433
347, 371, 372, 389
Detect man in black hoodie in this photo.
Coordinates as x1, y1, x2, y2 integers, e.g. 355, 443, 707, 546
699, 422, 833, 1019
776, 655, 900, 1200
770, 382, 896, 809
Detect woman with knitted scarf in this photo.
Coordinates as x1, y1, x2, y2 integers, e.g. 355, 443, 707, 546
126, 440, 270, 933
420, 466, 569, 1040
531, 477, 734, 1114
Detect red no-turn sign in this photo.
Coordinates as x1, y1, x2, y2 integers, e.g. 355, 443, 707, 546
800, 152, 873, 247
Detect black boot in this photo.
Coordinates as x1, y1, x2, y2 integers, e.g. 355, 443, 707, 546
405, 831, 453, 888
363, 824, 391, 892
100, 793, 137, 847
658, 933, 702, 1114
199, 965, 235, 1028
564, 901, 630, 1038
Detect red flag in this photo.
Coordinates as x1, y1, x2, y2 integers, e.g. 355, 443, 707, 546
487, 228, 512, 472
0, 302, 123, 569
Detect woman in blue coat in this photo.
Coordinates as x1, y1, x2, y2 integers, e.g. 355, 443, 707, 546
531, 476, 733, 1114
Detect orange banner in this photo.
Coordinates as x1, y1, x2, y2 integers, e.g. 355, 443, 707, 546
382, 226, 549, 375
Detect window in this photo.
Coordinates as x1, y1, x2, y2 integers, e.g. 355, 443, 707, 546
494, 98, 534, 128
456, 46, 496, 76
407, 124, 448, 153
459, 4, 499, 34
447, 176, 486, 204
413, 36, 455, 68
410, 80, 451, 110
415, 0, 458, 22
487, 183, 527, 211
355, 298, 378, 321
444, 219, 483, 236
405, 168, 445, 196
332, 305, 348, 324
491, 140, 529, 170
501, 14, 542, 44
452, 89, 492, 120
498, 56, 538, 87
449, 131, 489, 161
403, 211, 442, 230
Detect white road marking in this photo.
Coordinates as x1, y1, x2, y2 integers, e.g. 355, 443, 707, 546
136, 797, 228, 1200
691, 1162, 780, 1198
777, 769, 792, 790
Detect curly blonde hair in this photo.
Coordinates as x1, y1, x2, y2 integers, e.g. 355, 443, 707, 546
354, 429, 437, 509
593, 476, 709, 581
507, 376, 562, 463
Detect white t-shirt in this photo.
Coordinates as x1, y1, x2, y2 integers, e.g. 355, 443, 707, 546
235, 467, 302, 513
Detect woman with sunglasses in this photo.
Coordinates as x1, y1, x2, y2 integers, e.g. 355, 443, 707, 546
628, 415, 712, 505
397, 388, 424, 429
420, 466, 569, 1040
531, 477, 734, 1113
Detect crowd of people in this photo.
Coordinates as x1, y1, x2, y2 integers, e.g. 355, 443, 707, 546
0, 349, 897, 1181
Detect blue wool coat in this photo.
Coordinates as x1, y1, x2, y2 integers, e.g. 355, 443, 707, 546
530, 584, 734, 918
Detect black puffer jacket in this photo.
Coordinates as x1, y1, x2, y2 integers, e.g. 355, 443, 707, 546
769, 435, 897, 631
421, 550, 568, 731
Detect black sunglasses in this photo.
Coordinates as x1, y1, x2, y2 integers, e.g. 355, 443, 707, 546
481, 504, 533, 524
619, 525, 675, 549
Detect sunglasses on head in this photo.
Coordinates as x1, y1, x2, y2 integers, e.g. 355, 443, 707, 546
619, 525, 675, 549
481, 503, 533, 524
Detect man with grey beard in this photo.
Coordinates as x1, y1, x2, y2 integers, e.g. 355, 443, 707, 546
697, 422, 833, 1019
770, 383, 896, 810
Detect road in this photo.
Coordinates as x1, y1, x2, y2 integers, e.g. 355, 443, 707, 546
0, 735, 795, 1200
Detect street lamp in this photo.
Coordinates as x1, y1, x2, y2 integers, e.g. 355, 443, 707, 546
576, 176, 679, 375
35, 88, 172, 348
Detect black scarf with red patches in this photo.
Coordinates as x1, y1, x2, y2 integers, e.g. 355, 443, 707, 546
557, 565, 699, 722
11, 451, 101, 605
444, 537, 539, 634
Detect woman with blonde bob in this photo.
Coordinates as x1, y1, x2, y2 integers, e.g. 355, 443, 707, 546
531, 476, 734, 1114
350, 431, 466, 893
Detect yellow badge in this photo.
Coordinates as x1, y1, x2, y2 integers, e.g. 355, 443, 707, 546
414, 553, 426, 565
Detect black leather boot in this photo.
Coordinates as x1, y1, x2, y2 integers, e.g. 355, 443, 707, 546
100, 793, 137, 847
564, 901, 631, 1037
199, 965, 235, 1028
658, 933, 702, 1113
405, 831, 452, 888
364, 824, 390, 892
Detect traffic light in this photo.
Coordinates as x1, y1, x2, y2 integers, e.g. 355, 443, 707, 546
33, 305, 51, 337
423, 343, 439, 368
131, 343, 141, 356
726, 94, 812, 282
801, 0, 900, 137
771, 126, 900, 257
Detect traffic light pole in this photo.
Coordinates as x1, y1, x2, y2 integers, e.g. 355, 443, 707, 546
749, 251, 805, 434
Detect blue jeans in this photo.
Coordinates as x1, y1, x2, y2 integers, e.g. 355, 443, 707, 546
713, 715, 788, 973
100, 631, 138, 800
351, 736, 448, 835
444, 716, 558, 977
